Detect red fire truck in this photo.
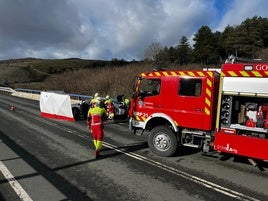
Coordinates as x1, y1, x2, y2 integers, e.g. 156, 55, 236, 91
128, 58, 268, 163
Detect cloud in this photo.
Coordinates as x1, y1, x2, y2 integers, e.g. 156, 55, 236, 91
0, 0, 267, 61
214, 0, 268, 31
0, 0, 89, 58
74, 0, 217, 59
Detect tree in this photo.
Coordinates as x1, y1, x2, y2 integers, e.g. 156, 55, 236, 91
210, 31, 223, 64
241, 17, 265, 58
221, 25, 237, 56
176, 36, 192, 65
154, 47, 169, 67
143, 42, 163, 61
167, 47, 177, 64
192, 26, 215, 65
221, 16, 268, 58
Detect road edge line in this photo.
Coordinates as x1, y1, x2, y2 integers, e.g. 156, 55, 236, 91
0, 161, 33, 201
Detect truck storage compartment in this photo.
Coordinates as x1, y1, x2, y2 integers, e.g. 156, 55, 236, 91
220, 95, 268, 138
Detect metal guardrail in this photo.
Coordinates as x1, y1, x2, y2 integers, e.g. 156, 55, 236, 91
0, 87, 16, 94
15, 88, 41, 94
0, 87, 92, 101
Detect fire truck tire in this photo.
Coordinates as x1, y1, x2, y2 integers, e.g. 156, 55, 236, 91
148, 126, 177, 157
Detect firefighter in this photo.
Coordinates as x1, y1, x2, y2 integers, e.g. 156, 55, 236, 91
124, 97, 130, 112
87, 99, 107, 158
90, 92, 100, 108
104, 95, 115, 120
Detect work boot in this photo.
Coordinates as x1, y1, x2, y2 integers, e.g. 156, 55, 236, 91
94, 150, 100, 159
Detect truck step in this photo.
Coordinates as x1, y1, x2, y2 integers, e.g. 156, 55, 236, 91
182, 143, 200, 148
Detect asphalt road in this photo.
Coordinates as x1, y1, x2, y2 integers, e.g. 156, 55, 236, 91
0, 94, 268, 201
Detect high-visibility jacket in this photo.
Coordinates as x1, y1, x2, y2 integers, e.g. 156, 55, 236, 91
124, 98, 130, 105
88, 106, 107, 143
87, 106, 106, 127
105, 99, 114, 112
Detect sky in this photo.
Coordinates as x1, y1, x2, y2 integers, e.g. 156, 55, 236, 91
0, 0, 267, 61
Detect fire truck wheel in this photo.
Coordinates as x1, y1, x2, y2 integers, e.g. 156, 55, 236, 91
148, 126, 177, 157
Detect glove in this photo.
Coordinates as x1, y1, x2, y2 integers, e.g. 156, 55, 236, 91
87, 121, 91, 128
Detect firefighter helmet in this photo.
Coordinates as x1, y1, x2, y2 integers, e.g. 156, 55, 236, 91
94, 99, 101, 107
94, 93, 99, 98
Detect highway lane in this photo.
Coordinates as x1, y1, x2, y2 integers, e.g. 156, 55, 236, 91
0, 94, 268, 201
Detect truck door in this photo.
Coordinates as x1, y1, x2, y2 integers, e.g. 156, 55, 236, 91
176, 77, 206, 129
134, 78, 163, 114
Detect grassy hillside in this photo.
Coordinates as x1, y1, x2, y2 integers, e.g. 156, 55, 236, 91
0, 57, 202, 98
0, 58, 143, 97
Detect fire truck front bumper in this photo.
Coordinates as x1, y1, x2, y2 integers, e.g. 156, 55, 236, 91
129, 118, 145, 135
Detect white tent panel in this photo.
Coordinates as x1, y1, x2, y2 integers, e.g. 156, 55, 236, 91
40, 91, 74, 122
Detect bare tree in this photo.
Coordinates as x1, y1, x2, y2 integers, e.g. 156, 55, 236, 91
143, 42, 162, 61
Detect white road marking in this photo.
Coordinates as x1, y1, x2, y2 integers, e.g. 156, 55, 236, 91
101, 141, 260, 201
0, 161, 33, 201
2, 108, 259, 201
72, 130, 259, 201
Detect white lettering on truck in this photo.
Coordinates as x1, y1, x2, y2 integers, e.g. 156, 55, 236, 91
256, 64, 268, 71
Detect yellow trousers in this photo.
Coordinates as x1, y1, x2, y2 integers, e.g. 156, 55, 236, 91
93, 140, 102, 150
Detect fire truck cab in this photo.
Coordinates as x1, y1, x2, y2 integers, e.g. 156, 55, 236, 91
129, 61, 268, 161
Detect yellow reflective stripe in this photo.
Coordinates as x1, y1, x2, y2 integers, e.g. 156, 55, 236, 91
252, 71, 262, 77
206, 79, 212, 87
204, 76, 212, 116
155, 72, 161, 76
134, 115, 146, 122
174, 121, 178, 126
206, 88, 211, 97
208, 72, 213, 78
205, 107, 210, 115
188, 72, 195, 76
179, 72, 186, 76
221, 70, 267, 77
163, 71, 169, 76
205, 97, 211, 107
228, 71, 237, 76
197, 72, 205, 76
171, 71, 177, 76
240, 71, 250, 77
135, 115, 141, 121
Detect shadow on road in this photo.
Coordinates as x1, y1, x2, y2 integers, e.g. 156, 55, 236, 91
202, 151, 268, 171
0, 130, 92, 201
227, 155, 268, 171
52, 142, 148, 171
173, 146, 202, 157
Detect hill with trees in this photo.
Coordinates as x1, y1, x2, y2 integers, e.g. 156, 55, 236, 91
145, 16, 268, 66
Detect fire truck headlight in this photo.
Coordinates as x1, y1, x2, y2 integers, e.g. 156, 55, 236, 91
221, 118, 229, 125
223, 95, 231, 102
221, 111, 229, 117
222, 103, 230, 109
220, 95, 233, 127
